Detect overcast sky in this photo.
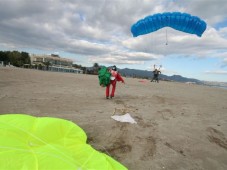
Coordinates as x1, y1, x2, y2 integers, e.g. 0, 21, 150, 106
0, 0, 227, 82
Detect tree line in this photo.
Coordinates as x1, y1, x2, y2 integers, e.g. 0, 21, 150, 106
0, 51, 30, 67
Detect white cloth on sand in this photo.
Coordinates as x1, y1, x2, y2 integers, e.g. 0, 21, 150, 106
111, 113, 137, 124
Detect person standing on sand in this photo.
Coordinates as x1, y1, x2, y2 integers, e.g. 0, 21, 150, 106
106, 65, 125, 99
151, 65, 161, 83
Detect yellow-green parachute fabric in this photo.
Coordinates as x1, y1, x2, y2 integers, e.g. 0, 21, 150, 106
0, 114, 127, 170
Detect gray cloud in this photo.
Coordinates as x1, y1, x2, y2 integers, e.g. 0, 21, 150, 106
0, 0, 227, 67
88, 51, 160, 65
181, 0, 227, 25
221, 58, 227, 68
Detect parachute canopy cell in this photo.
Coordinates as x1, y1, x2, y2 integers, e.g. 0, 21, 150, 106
0, 114, 127, 170
131, 12, 207, 37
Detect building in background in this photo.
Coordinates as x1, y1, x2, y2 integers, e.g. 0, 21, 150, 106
29, 54, 83, 74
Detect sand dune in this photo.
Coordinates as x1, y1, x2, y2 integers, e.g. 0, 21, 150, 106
1, 67, 227, 170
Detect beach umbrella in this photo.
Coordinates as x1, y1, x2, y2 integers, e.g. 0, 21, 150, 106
0, 114, 127, 170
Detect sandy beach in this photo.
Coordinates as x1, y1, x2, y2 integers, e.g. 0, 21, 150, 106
0, 67, 227, 170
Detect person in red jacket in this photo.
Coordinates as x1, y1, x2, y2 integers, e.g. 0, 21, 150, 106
106, 65, 125, 99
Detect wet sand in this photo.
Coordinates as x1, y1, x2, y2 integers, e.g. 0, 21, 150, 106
0, 67, 227, 170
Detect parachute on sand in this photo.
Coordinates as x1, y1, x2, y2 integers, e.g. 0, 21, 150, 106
0, 114, 127, 170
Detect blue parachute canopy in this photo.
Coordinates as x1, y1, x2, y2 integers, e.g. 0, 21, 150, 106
131, 12, 207, 37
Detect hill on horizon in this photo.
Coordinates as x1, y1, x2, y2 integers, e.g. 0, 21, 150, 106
118, 68, 201, 84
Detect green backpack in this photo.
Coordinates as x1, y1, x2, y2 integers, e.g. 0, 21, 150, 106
98, 66, 111, 87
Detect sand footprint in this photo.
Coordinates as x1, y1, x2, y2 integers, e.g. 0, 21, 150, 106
207, 127, 227, 150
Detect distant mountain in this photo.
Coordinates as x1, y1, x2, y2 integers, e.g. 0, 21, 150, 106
118, 68, 202, 83
164, 74, 201, 83
87, 66, 226, 88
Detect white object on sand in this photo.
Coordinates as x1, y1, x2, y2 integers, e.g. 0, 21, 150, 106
111, 113, 137, 124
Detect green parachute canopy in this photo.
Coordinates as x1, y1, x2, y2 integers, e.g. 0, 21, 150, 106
98, 66, 111, 87
0, 114, 127, 170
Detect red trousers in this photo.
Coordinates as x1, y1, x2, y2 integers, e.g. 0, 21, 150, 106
106, 80, 117, 97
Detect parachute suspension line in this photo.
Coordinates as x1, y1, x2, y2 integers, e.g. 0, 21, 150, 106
153, 64, 162, 70
148, 32, 152, 53
151, 33, 153, 53
152, 30, 157, 53
165, 28, 168, 45
164, 28, 169, 58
